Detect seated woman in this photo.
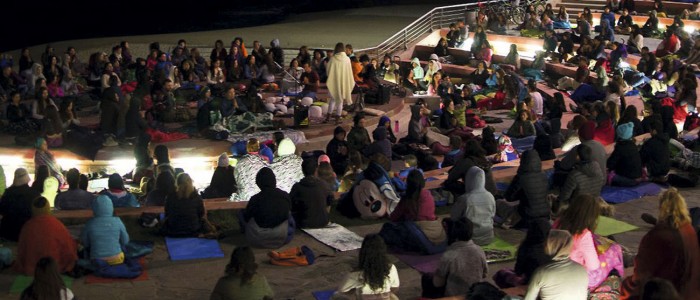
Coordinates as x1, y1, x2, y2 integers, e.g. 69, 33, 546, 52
607, 122, 642, 187
553, 6, 571, 29
502, 44, 521, 72
162, 173, 216, 238
478, 41, 494, 66
508, 110, 536, 139
501, 150, 550, 228
406, 58, 426, 91
621, 188, 700, 299
33, 138, 65, 186
570, 65, 607, 104
481, 126, 498, 155
554, 194, 624, 290
656, 30, 681, 58
99, 173, 139, 208
80, 195, 132, 267
422, 218, 487, 298
6, 91, 39, 135
0, 169, 39, 241
145, 171, 175, 206
470, 26, 488, 59
523, 229, 589, 300
442, 136, 463, 168
593, 108, 615, 146
15, 197, 77, 275
202, 153, 236, 199
335, 234, 399, 299
450, 166, 495, 246
21, 257, 75, 300
434, 37, 450, 61
641, 10, 660, 37
501, 219, 552, 288
379, 170, 446, 255
241, 168, 293, 248
211, 246, 274, 300
471, 61, 489, 87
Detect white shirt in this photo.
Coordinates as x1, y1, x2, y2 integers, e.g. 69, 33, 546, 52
531, 91, 544, 116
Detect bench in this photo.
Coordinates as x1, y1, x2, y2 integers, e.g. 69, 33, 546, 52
54, 198, 247, 219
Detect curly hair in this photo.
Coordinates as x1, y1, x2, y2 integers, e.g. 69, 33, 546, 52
358, 234, 391, 291
658, 188, 691, 229
558, 194, 600, 235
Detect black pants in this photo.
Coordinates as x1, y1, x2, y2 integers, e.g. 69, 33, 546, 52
421, 274, 445, 298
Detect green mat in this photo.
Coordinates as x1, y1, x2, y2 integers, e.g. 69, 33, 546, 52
595, 216, 639, 237
482, 237, 517, 263
10, 275, 73, 295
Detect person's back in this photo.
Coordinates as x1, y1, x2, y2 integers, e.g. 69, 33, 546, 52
290, 158, 332, 228
211, 273, 273, 300
0, 176, 38, 241
347, 126, 370, 154
81, 195, 128, 260
244, 168, 291, 229
164, 191, 204, 237
640, 122, 671, 179
434, 218, 488, 296
505, 150, 550, 223
558, 146, 604, 207
100, 189, 139, 208
450, 166, 495, 246
608, 139, 642, 180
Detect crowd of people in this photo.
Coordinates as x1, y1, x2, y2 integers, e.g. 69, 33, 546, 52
1, 0, 700, 299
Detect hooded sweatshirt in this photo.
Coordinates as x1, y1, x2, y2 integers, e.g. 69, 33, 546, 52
560, 121, 607, 174
244, 168, 291, 228
607, 139, 642, 180
365, 126, 392, 159
290, 175, 333, 228
640, 132, 671, 178
0, 184, 39, 241
164, 190, 206, 237
327, 51, 355, 104
504, 150, 550, 222
81, 195, 129, 259
558, 160, 605, 205
450, 167, 495, 246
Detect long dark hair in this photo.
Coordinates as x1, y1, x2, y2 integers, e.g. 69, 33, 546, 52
224, 246, 258, 286
558, 194, 600, 235
401, 169, 426, 220
20, 257, 66, 300
32, 165, 50, 193
358, 234, 391, 291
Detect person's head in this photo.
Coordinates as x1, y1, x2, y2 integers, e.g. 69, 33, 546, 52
153, 144, 170, 164
650, 120, 663, 136
225, 246, 258, 285
176, 173, 194, 199
302, 62, 312, 73
519, 110, 531, 122
108, 173, 125, 191
616, 122, 635, 141
345, 44, 353, 56
558, 194, 600, 235
224, 85, 236, 100
10, 91, 21, 105
464, 139, 487, 158
657, 187, 691, 229
163, 79, 174, 91
545, 229, 574, 260
402, 169, 425, 217
404, 154, 418, 168
640, 278, 681, 300
447, 217, 474, 245
255, 167, 276, 189
578, 120, 596, 141
353, 112, 366, 127
66, 168, 80, 190
79, 174, 88, 190
449, 135, 462, 151
33, 165, 50, 190
302, 156, 318, 177
317, 162, 335, 182
35, 137, 48, 151
25, 256, 66, 300
246, 138, 260, 154
357, 234, 391, 291
156, 171, 176, 194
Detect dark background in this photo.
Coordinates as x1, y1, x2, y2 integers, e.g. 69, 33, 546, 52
1, 0, 467, 52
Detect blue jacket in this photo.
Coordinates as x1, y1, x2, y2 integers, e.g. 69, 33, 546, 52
100, 190, 139, 208
81, 195, 129, 259
601, 12, 616, 30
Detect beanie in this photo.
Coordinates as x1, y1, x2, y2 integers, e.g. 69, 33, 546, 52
12, 168, 30, 187
578, 121, 596, 141
616, 122, 634, 140
218, 153, 230, 167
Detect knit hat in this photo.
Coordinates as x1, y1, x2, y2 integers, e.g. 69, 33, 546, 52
318, 154, 331, 164
12, 168, 30, 186
378, 116, 391, 127
31, 197, 51, 217
578, 121, 596, 141
616, 122, 634, 140
277, 138, 296, 157
218, 153, 230, 167
34, 137, 46, 149
411, 57, 420, 65
429, 54, 439, 61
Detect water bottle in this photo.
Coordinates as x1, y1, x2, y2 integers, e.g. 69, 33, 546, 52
394, 120, 399, 133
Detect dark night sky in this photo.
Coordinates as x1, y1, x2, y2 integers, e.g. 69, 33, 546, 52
2, 0, 466, 51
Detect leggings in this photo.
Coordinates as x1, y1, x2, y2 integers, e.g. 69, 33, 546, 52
327, 97, 344, 117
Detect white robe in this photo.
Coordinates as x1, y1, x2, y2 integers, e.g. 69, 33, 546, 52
326, 52, 355, 105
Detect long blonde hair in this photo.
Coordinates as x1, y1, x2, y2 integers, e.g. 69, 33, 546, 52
658, 188, 691, 229
545, 229, 573, 260
176, 173, 195, 199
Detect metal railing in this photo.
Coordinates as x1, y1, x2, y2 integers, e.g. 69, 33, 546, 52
354, 2, 496, 59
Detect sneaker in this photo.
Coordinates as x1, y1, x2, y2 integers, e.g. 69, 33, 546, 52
641, 213, 657, 225
103, 136, 118, 147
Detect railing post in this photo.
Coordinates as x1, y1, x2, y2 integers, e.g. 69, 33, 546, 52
403, 29, 408, 50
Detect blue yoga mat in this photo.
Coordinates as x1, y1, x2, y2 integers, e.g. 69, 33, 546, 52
165, 237, 225, 261
496, 182, 510, 191
312, 290, 336, 300
601, 182, 663, 204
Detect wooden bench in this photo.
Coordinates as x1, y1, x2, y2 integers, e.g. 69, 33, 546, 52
54, 198, 247, 219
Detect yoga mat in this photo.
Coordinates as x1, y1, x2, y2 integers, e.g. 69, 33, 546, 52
595, 216, 639, 237
302, 223, 364, 252
10, 275, 73, 294
394, 252, 442, 274
84, 258, 149, 284
601, 182, 662, 204
496, 182, 510, 191
165, 237, 225, 261
312, 290, 336, 300
482, 237, 517, 263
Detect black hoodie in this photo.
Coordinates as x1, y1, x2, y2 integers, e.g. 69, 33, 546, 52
514, 219, 552, 281
244, 168, 291, 228
640, 133, 671, 178
290, 176, 333, 228
504, 150, 550, 222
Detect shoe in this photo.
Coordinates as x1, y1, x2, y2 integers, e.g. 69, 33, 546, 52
641, 213, 657, 225
102, 136, 118, 147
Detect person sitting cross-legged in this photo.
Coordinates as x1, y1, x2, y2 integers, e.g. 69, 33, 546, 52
290, 157, 333, 229
240, 168, 294, 248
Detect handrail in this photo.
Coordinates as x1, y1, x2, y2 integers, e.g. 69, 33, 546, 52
354, 1, 504, 59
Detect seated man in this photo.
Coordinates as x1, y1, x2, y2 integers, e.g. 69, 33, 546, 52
640, 120, 671, 183
99, 173, 139, 208
218, 85, 246, 118
241, 168, 294, 248
290, 158, 333, 229
55, 168, 95, 210
556, 144, 605, 212
615, 8, 634, 34
299, 62, 319, 100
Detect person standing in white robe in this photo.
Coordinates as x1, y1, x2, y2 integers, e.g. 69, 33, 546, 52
326, 43, 355, 123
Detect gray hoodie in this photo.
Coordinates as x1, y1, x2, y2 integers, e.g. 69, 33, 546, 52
450, 166, 496, 246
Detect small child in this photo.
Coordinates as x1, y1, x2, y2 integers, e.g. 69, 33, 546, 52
392, 154, 425, 193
